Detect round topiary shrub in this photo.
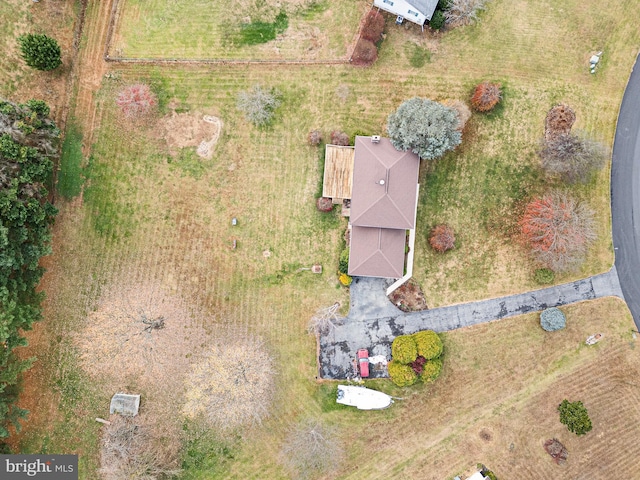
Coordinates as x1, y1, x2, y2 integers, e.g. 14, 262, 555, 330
429, 224, 455, 253
412, 330, 443, 360
316, 197, 333, 212
351, 38, 378, 67
388, 360, 418, 387
330, 130, 350, 146
391, 335, 418, 364
540, 307, 566, 332
470, 82, 502, 112
534, 268, 555, 285
419, 358, 443, 383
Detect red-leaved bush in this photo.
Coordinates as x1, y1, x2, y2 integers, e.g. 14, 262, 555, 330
429, 224, 455, 253
351, 38, 378, 67
116, 84, 157, 118
470, 82, 501, 112
316, 197, 333, 212
361, 11, 385, 42
519, 192, 595, 272
330, 130, 350, 146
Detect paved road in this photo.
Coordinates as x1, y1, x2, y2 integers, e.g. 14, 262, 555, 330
612, 53, 640, 329
320, 270, 622, 379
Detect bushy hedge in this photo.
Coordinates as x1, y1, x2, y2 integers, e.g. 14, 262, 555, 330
388, 360, 418, 387
338, 248, 350, 275
540, 307, 566, 332
412, 330, 443, 360
420, 359, 443, 382
391, 335, 418, 364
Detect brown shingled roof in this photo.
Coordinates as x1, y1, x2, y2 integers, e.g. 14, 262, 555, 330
348, 226, 407, 278
350, 136, 420, 230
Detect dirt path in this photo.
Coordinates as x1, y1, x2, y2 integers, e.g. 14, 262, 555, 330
73, 0, 113, 154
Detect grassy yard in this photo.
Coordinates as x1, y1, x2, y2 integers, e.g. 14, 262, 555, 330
112, 0, 367, 60
6, 0, 640, 478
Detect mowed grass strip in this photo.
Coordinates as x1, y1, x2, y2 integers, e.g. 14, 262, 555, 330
113, 0, 366, 60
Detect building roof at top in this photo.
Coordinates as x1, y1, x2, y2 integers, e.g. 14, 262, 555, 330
349, 136, 420, 230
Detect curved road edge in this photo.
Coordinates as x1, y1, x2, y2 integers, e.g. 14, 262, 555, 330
612, 52, 640, 329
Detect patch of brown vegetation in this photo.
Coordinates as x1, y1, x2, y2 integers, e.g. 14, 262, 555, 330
543, 438, 568, 465
388, 279, 428, 312
545, 104, 576, 141
443, 99, 471, 132
159, 112, 223, 159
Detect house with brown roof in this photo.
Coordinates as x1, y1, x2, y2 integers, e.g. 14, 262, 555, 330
347, 136, 420, 280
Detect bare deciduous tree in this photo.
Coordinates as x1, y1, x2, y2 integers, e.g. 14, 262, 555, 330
99, 416, 180, 480
116, 84, 158, 119
444, 0, 489, 26
519, 192, 596, 272
237, 85, 281, 126
307, 302, 344, 335
182, 338, 275, 429
280, 419, 343, 480
539, 133, 606, 183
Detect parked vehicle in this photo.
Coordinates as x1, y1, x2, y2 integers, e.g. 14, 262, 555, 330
357, 348, 370, 378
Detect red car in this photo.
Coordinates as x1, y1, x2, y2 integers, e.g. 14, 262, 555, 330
357, 349, 370, 378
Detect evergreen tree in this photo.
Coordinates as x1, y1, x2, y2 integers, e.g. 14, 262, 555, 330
17, 34, 62, 71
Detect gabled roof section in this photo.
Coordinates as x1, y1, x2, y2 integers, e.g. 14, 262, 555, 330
348, 226, 406, 278
350, 136, 420, 230
407, 0, 439, 18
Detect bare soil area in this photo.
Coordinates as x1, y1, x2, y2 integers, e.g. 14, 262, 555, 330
159, 111, 223, 159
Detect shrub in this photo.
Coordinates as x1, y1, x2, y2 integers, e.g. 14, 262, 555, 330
420, 358, 443, 382
308, 129, 322, 146
391, 335, 418, 364
442, 99, 471, 131
18, 34, 62, 71
444, 0, 488, 26
558, 399, 592, 436
330, 130, 350, 146
545, 104, 576, 140
316, 197, 333, 212
388, 360, 418, 387
534, 268, 555, 285
387, 97, 461, 160
544, 438, 568, 465
412, 330, 443, 360
339, 273, 352, 286
429, 224, 455, 253
470, 82, 501, 112
519, 192, 596, 272
540, 307, 566, 332
409, 355, 427, 375
351, 38, 378, 67
237, 85, 282, 126
116, 84, 158, 119
429, 10, 446, 30
539, 133, 606, 184
338, 248, 350, 274
361, 10, 385, 42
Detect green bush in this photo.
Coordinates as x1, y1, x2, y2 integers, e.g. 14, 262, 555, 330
388, 360, 418, 387
338, 248, 350, 275
18, 34, 62, 71
412, 330, 443, 360
558, 399, 592, 435
420, 358, 443, 382
429, 10, 446, 30
540, 307, 566, 332
534, 268, 555, 285
391, 335, 418, 364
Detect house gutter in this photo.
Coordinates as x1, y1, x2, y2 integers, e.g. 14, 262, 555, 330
386, 183, 419, 296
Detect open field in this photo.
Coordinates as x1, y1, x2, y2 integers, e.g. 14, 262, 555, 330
5, 0, 640, 478
111, 0, 367, 60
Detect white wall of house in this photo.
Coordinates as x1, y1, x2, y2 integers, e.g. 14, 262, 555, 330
373, 0, 427, 25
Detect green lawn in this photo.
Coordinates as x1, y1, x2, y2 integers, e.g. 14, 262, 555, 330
11, 0, 640, 478
112, 0, 366, 60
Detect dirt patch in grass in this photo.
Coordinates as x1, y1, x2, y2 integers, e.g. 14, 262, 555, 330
159, 111, 223, 159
